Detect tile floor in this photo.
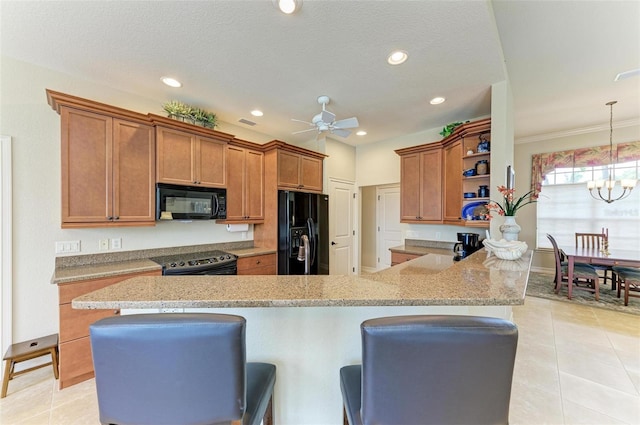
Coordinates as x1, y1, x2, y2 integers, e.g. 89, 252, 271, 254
0, 296, 639, 424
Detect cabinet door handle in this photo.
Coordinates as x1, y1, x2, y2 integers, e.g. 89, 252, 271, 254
107, 216, 113, 220
256, 260, 261, 265
114, 310, 120, 315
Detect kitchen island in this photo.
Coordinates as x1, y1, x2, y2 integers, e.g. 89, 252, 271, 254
73, 249, 533, 425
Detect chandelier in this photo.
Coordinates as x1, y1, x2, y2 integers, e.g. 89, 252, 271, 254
587, 101, 636, 203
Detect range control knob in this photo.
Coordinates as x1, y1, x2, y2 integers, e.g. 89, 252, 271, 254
170, 262, 177, 268
219, 255, 225, 261
179, 261, 185, 267
188, 260, 196, 266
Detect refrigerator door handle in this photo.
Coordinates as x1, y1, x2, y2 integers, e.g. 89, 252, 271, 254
307, 217, 316, 267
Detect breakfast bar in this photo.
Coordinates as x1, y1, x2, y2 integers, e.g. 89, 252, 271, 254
73, 250, 533, 425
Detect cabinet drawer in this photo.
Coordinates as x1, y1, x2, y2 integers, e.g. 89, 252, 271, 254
58, 270, 160, 304
391, 252, 422, 265
59, 337, 95, 389
238, 264, 277, 275
237, 254, 276, 273
59, 304, 119, 343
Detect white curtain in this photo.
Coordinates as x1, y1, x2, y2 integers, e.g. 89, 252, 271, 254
537, 183, 640, 251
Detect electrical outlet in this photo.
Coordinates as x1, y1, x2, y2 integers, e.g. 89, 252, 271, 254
99, 239, 109, 250
55, 240, 81, 254
111, 238, 122, 249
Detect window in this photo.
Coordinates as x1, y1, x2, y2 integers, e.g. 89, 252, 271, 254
537, 160, 640, 250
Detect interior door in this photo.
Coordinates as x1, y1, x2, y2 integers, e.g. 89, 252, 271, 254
376, 186, 401, 270
329, 180, 354, 275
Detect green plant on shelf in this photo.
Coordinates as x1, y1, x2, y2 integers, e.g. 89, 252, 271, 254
162, 101, 218, 129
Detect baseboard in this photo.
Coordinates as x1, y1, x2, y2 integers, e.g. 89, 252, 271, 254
361, 266, 378, 274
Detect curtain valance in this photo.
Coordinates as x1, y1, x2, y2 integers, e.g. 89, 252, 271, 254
531, 141, 640, 195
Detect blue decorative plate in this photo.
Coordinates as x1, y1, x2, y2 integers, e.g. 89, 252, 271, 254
461, 201, 488, 220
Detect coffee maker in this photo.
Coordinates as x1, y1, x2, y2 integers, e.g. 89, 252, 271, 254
453, 232, 481, 261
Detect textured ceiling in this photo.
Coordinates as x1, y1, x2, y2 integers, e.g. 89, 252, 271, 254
1, 1, 639, 147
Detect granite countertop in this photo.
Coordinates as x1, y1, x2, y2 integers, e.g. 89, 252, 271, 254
227, 246, 277, 258
51, 242, 271, 284
389, 238, 457, 257
72, 250, 533, 310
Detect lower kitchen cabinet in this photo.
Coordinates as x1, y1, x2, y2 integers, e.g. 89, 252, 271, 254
57, 269, 160, 389
237, 253, 276, 275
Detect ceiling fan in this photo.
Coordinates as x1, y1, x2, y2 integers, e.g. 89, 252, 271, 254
291, 95, 359, 138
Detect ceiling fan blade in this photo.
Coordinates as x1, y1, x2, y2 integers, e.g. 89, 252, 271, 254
291, 118, 314, 126
292, 128, 318, 135
331, 128, 352, 138
321, 110, 335, 124
333, 117, 359, 129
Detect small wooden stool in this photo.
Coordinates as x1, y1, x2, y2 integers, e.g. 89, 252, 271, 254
2, 334, 59, 398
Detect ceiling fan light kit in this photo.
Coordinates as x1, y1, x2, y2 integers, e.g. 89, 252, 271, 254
291, 95, 359, 138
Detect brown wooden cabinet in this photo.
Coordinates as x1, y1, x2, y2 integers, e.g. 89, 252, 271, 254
442, 140, 463, 224
277, 150, 323, 192
226, 143, 264, 222
237, 253, 277, 275
395, 118, 491, 228
156, 126, 226, 188
57, 270, 160, 388
396, 145, 442, 223
58, 106, 155, 228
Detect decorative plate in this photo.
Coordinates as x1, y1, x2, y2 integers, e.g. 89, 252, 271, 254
461, 201, 488, 220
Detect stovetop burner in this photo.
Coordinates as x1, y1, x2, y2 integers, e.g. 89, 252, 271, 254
150, 250, 237, 275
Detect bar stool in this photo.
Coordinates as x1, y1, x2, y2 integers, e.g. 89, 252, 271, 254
2, 333, 59, 398
340, 315, 518, 425
90, 313, 276, 425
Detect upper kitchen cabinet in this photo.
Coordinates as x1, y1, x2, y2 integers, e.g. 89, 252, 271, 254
225, 140, 265, 223
443, 118, 491, 227
270, 144, 325, 193
395, 144, 442, 223
395, 117, 491, 228
150, 114, 233, 188
47, 90, 155, 228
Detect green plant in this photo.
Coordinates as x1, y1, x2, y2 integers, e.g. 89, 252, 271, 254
439, 121, 469, 138
162, 101, 217, 128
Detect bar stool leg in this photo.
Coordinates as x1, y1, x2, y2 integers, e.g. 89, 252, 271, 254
2, 358, 14, 398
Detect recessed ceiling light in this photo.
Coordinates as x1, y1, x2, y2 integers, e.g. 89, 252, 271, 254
251, 110, 264, 117
430, 97, 445, 105
161, 76, 182, 88
356, 130, 367, 136
275, 0, 301, 14
387, 50, 408, 65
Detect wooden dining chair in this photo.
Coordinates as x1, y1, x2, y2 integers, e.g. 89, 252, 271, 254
575, 229, 615, 289
547, 234, 600, 300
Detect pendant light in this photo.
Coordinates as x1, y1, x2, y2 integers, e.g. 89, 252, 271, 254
587, 101, 636, 203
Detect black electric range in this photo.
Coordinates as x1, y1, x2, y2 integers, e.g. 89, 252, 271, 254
150, 250, 237, 276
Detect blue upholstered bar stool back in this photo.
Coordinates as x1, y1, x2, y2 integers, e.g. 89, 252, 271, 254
340, 315, 518, 425
90, 313, 276, 425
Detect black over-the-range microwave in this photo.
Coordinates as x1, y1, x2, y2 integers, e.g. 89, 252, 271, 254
156, 183, 226, 220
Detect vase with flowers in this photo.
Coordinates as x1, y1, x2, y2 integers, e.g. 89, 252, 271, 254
487, 186, 538, 241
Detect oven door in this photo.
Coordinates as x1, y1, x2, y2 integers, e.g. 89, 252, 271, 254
163, 263, 237, 276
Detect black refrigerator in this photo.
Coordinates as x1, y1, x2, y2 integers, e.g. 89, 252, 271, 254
277, 190, 329, 275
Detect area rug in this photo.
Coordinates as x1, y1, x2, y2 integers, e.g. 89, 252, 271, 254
526, 271, 640, 316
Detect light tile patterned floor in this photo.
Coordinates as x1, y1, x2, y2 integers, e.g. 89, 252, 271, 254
1, 296, 638, 424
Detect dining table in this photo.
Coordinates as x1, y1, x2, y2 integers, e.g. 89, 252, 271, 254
559, 245, 640, 299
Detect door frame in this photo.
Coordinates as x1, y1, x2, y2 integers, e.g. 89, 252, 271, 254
328, 178, 356, 275
1, 135, 13, 359
376, 184, 401, 271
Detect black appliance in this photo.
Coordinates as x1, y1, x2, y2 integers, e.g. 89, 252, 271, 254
156, 183, 226, 220
278, 191, 329, 275
151, 250, 237, 275
453, 232, 481, 261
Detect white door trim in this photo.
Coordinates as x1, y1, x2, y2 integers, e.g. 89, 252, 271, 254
376, 184, 401, 271
1, 135, 13, 358
328, 178, 356, 275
